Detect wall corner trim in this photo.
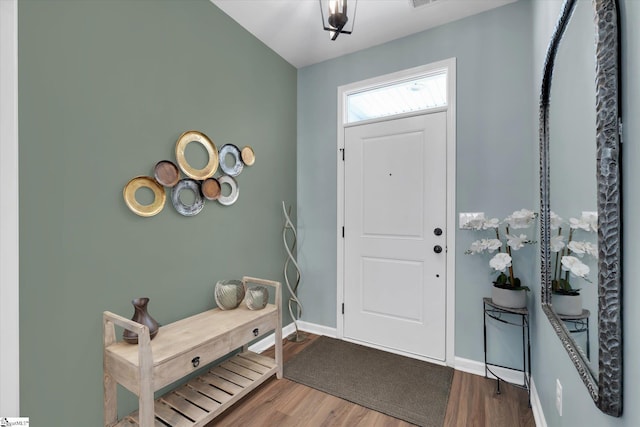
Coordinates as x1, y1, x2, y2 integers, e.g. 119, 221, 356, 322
0, 0, 20, 417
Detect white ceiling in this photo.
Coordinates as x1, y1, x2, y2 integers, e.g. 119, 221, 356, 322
210, 0, 517, 68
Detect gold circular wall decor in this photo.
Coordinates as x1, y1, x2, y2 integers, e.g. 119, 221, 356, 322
123, 176, 166, 217
241, 146, 255, 166
175, 130, 218, 180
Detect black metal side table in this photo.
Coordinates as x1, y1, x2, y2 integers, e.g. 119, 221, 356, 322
558, 309, 590, 359
483, 297, 530, 403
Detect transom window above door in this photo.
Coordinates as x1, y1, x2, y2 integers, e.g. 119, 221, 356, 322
346, 71, 447, 124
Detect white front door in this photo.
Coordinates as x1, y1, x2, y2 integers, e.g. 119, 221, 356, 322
343, 112, 447, 361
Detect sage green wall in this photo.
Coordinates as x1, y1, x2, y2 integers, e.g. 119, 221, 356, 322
531, 1, 640, 425
297, 0, 535, 363
18, 0, 296, 425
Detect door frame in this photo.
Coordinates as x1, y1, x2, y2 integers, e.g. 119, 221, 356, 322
1, 0, 20, 415
336, 58, 456, 365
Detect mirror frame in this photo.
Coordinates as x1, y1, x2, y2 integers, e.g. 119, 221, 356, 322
540, 0, 622, 417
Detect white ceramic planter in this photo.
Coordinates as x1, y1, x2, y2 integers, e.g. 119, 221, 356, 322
491, 286, 527, 309
552, 293, 583, 316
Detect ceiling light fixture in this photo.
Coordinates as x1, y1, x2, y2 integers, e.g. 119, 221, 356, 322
319, 0, 357, 41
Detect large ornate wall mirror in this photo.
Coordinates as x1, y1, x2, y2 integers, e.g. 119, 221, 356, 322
540, 0, 622, 417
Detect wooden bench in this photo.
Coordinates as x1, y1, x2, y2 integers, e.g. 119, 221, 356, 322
103, 277, 282, 427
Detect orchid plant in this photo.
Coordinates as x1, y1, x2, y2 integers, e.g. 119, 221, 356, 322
550, 211, 597, 295
463, 209, 537, 291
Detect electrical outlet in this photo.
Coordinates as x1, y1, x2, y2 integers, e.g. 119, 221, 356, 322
459, 212, 485, 229
556, 379, 563, 416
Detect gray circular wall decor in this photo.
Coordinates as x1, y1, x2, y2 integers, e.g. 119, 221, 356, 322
217, 175, 239, 206
219, 144, 244, 177
171, 178, 205, 216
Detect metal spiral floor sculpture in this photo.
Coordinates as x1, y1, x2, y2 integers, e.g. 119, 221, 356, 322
282, 201, 306, 342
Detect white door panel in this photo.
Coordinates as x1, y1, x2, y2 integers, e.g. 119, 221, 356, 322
344, 112, 447, 360
361, 132, 424, 238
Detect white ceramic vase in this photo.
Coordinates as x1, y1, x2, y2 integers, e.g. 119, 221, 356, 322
491, 285, 527, 309
552, 293, 583, 316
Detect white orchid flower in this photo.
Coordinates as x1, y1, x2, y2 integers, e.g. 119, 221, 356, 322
468, 240, 485, 254
482, 218, 500, 229
484, 239, 502, 253
550, 211, 563, 230
581, 212, 598, 232
468, 239, 502, 254
584, 242, 597, 257
505, 209, 536, 229
550, 235, 566, 253
567, 240, 588, 256
561, 256, 590, 278
490, 253, 512, 272
507, 234, 529, 251
569, 217, 591, 231
567, 241, 597, 258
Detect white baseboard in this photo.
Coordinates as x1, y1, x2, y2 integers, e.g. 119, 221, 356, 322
248, 322, 297, 354
454, 356, 526, 386
247, 321, 337, 354
530, 377, 547, 427
297, 320, 337, 338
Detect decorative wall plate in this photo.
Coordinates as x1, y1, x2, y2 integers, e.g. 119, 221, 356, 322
241, 146, 255, 166
154, 160, 180, 187
171, 178, 205, 216
219, 144, 244, 177
217, 175, 239, 206
123, 176, 166, 217
201, 177, 221, 200
175, 130, 218, 180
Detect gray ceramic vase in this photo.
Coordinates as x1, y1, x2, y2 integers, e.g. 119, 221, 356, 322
214, 279, 246, 310
245, 286, 269, 310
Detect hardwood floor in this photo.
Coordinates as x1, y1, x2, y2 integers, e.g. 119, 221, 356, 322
208, 334, 535, 427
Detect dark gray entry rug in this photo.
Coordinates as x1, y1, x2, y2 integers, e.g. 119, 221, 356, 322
284, 336, 453, 427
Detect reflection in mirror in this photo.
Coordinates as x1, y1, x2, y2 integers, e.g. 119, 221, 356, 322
539, 0, 622, 417
548, 0, 598, 375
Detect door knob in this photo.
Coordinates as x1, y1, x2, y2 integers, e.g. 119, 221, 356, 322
434, 245, 443, 254
434, 227, 443, 236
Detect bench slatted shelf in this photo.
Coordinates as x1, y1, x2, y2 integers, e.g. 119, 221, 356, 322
103, 277, 282, 427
